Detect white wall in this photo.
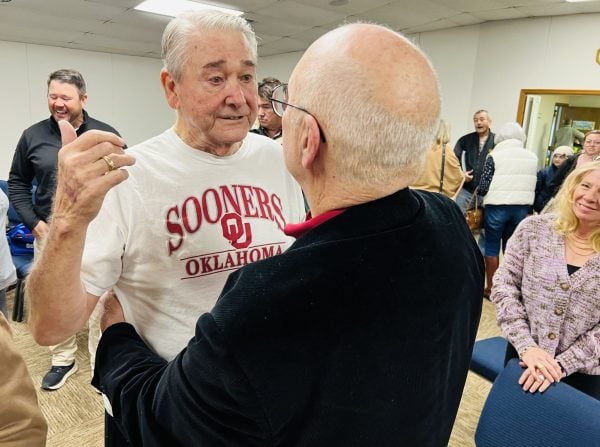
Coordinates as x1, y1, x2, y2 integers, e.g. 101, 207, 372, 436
258, 13, 600, 149
3, 12, 599, 178
257, 52, 303, 83
0, 42, 175, 178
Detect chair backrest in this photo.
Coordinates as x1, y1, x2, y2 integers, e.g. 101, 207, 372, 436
475, 358, 600, 447
469, 336, 507, 381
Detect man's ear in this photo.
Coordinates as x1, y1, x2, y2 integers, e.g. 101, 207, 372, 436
301, 114, 322, 170
80, 94, 89, 108
161, 69, 179, 109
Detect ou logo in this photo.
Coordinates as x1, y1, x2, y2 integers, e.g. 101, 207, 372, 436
221, 212, 252, 249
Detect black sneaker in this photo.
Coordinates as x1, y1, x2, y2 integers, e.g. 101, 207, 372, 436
41, 362, 78, 390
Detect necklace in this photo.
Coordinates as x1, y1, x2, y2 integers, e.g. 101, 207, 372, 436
566, 233, 595, 257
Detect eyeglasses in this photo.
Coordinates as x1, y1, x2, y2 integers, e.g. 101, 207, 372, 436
270, 84, 326, 143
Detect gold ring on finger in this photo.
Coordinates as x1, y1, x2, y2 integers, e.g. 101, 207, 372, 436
536, 363, 546, 371
102, 155, 116, 172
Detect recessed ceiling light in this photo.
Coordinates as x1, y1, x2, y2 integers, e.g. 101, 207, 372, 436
134, 0, 243, 18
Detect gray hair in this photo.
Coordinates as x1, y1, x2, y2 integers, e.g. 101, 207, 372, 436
295, 54, 439, 186
47, 69, 86, 96
494, 122, 526, 145
258, 77, 282, 100
162, 10, 257, 81
474, 109, 490, 120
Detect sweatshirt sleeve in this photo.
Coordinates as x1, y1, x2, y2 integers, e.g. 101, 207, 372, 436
7, 133, 39, 230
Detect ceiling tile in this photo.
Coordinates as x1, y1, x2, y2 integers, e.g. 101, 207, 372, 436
252, 1, 347, 27
353, 0, 462, 30
245, 12, 312, 36
296, 0, 394, 15
517, 3, 589, 16
403, 18, 463, 33
448, 13, 486, 26
430, 0, 510, 13
0, 0, 598, 60
471, 7, 530, 21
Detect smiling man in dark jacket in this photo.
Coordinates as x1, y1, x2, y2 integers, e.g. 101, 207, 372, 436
8, 68, 121, 391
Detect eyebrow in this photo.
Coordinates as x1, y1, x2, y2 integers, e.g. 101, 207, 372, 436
203, 59, 256, 69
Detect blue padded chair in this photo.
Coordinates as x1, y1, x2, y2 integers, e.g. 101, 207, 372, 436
475, 358, 600, 447
470, 336, 507, 381
0, 179, 35, 322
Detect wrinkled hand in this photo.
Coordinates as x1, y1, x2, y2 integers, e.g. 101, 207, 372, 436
99, 289, 125, 332
51, 120, 135, 229
518, 347, 563, 393
32, 220, 49, 240
463, 170, 474, 183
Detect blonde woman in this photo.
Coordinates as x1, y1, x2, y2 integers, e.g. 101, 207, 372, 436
411, 120, 464, 199
491, 161, 600, 398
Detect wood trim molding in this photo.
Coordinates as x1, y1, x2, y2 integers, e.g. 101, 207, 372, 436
516, 89, 600, 124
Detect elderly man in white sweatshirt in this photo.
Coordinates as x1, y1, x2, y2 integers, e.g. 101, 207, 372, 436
477, 122, 538, 298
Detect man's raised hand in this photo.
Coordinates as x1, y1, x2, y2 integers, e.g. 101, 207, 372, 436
51, 120, 135, 229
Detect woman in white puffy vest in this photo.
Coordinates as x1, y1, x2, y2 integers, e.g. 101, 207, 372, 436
477, 122, 538, 298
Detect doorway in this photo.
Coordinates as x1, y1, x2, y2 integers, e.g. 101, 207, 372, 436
516, 89, 600, 168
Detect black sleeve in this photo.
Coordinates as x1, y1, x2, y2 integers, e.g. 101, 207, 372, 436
533, 170, 545, 212
453, 136, 464, 161
7, 133, 39, 229
477, 157, 495, 196
536, 156, 576, 211
92, 319, 268, 447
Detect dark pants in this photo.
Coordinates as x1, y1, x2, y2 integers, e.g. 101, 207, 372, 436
504, 343, 600, 400
105, 412, 130, 446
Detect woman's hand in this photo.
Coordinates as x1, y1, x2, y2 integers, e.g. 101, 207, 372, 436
518, 347, 563, 393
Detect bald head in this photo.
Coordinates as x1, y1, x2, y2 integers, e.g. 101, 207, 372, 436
300, 24, 438, 123
288, 23, 440, 186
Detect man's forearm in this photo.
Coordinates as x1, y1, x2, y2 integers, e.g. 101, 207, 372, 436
27, 217, 92, 345
27, 122, 132, 345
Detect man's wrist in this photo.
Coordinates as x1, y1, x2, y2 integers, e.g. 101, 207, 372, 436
49, 215, 88, 238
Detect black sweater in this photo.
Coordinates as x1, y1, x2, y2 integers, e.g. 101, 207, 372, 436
93, 189, 484, 447
8, 111, 121, 229
453, 131, 495, 193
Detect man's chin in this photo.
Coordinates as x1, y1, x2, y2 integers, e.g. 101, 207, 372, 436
216, 128, 250, 145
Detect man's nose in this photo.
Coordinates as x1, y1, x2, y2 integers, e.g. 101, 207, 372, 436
225, 81, 247, 105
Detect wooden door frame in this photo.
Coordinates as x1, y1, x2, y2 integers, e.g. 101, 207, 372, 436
516, 89, 600, 124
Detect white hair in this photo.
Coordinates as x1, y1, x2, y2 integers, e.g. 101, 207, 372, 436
162, 10, 257, 81
494, 122, 526, 145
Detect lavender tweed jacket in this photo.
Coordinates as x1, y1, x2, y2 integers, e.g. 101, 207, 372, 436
491, 213, 600, 376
